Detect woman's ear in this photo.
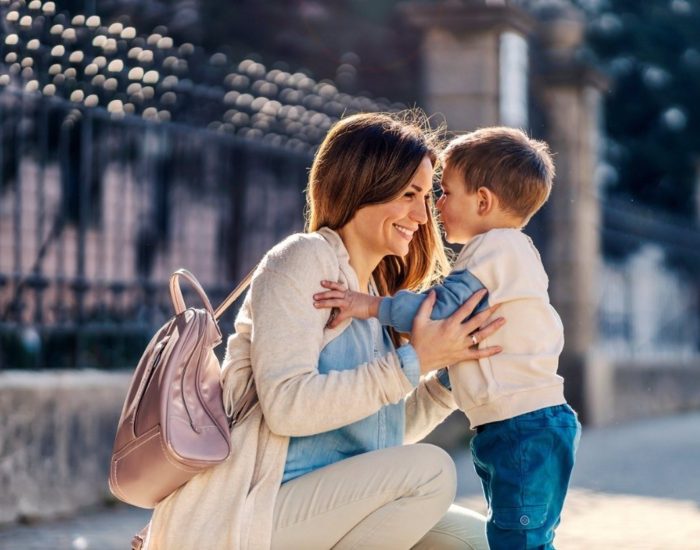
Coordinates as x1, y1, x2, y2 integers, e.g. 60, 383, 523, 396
476, 187, 496, 216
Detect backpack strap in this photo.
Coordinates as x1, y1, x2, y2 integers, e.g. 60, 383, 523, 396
213, 268, 256, 320
170, 266, 258, 425
169, 269, 216, 316
169, 267, 256, 320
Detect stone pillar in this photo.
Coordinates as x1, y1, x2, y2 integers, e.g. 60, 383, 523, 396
533, 3, 608, 423
399, 0, 535, 131
402, 0, 609, 424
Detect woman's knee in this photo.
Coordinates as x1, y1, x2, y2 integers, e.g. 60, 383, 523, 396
409, 443, 457, 477
407, 443, 458, 504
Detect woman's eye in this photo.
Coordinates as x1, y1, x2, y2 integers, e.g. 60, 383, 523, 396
404, 192, 415, 199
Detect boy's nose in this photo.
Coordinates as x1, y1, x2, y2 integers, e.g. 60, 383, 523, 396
436, 195, 445, 212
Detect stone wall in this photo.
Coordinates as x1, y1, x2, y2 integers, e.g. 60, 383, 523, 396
0, 371, 130, 525
582, 355, 700, 426
1, 364, 698, 526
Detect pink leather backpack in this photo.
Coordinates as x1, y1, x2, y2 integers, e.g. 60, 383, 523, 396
109, 268, 256, 509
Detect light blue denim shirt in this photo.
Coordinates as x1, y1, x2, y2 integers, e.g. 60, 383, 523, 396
282, 317, 420, 483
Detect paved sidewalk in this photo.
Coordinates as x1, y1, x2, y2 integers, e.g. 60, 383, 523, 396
1, 412, 699, 549
0, 506, 149, 550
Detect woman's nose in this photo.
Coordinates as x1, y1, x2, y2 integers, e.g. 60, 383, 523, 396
411, 198, 429, 224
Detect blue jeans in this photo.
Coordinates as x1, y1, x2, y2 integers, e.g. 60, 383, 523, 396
470, 404, 581, 550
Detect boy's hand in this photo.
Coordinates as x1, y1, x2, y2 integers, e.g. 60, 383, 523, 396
313, 280, 381, 328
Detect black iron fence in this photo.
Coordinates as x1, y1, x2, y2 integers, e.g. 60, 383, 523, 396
0, 0, 406, 369
598, 197, 700, 358
0, 89, 312, 369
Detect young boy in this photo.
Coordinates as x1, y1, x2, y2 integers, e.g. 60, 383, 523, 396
314, 127, 581, 549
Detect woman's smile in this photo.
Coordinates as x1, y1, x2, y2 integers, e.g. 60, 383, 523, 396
343, 155, 433, 270
394, 223, 417, 240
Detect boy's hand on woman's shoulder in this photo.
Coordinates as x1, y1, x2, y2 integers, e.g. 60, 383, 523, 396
313, 280, 381, 328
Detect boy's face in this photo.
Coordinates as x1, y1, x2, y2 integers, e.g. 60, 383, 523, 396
436, 167, 485, 244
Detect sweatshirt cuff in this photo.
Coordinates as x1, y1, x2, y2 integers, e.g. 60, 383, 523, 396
436, 368, 452, 390
396, 343, 420, 387
424, 372, 458, 410
378, 297, 393, 326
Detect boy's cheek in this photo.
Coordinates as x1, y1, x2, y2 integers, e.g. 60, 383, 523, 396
439, 214, 452, 234
440, 212, 455, 233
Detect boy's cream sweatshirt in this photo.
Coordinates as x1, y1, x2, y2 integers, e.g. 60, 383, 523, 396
449, 229, 566, 426
145, 228, 458, 549
378, 228, 566, 427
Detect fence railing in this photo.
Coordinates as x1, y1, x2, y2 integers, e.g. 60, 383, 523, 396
0, 90, 312, 369
598, 197, 700, 359
0, 0, 410, 369
4, 93, 700, 368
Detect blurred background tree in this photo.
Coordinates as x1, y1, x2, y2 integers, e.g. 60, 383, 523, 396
60, 0, 420, 101
576, 0, 700, 219
63, 0, 700, 221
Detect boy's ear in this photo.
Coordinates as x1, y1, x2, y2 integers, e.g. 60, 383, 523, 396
476, 187, 496, 215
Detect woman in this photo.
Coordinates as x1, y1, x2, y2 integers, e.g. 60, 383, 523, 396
145, 112, 504, 549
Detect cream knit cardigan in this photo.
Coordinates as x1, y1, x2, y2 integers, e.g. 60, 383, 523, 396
145, 228, 458, 549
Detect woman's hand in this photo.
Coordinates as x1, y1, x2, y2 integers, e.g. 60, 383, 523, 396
411, 289, 505, 374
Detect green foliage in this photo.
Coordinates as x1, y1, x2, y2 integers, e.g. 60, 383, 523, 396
196, 0, 420, 101
75, 0, 418, 102
576, 0, 700, 218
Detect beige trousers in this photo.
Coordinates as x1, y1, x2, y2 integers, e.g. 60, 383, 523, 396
271, 444, 489, 550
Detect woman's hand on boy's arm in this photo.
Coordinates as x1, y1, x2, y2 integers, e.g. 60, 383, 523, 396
313, 280, 381, 328
411, 290, 504, 374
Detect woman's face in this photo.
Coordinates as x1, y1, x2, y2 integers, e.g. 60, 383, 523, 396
350, 155, 433, 259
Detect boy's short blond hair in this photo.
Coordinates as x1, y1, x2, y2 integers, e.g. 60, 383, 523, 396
442, 127, 555, 221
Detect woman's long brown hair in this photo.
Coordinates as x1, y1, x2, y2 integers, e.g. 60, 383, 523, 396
306, 111, 450, 303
